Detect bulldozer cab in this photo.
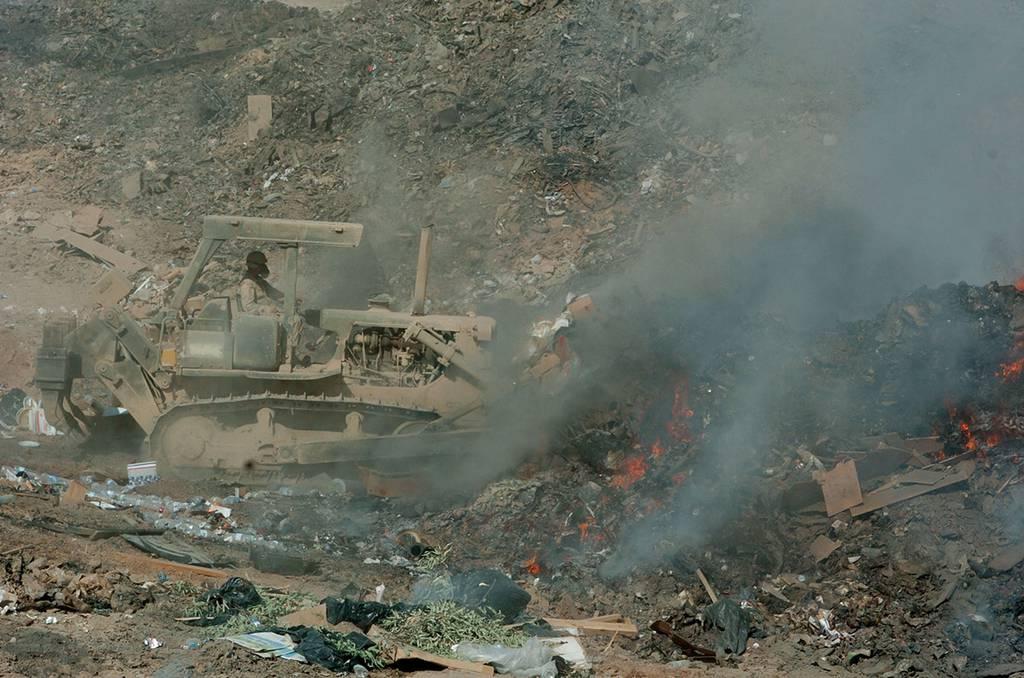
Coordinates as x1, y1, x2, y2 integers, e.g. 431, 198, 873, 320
170, 216, 364, 373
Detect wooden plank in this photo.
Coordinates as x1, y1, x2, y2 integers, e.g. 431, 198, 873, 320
817, 459, 863, 516
32, 223, 145, 274
875, 467, 950, 493
389, 645, 494, 675
543, 618, 639, 637
247, 95, 273, 141
849, 460, 975, 517
893, 468, 949, 485
695, 568, 718, 603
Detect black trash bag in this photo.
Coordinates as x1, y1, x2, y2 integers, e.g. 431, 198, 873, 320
450, 569, 531, 623
703, 598, 752, 656
205, 576, 262, 611
0, 388, 26, 429
274, 626, 376, 673
324, 597, 394, 632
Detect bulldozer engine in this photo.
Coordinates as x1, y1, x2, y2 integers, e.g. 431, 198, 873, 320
343, 327, 445, 387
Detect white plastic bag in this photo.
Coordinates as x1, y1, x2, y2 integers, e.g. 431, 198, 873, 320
455, 638, 557, 678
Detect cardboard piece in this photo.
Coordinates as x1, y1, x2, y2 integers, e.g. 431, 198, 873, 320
278, 605, 329, 628
902, 436, 944, 456
817, 459, 863, 516
276, 604, 359, 632
809, 535, 841, 562
60, 480, 88, 507
223, 632, 305, 662
72, 206, 103, 236
849, 459, 976, 517
91, 270, 134, 307
783, 447, 912, 512
247, 95, 273, 141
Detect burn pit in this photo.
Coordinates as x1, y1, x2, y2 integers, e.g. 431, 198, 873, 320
400, 279, 1024, 671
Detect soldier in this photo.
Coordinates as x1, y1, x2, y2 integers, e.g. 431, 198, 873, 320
238, 250, 283, 314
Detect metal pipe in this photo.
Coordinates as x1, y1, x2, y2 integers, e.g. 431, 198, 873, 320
411, 225, 434, 315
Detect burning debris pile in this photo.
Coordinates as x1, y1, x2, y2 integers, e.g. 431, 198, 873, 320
395, 279, 1024, 673
2, 280, 1024, 674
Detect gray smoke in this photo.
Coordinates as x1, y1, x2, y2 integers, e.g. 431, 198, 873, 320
594, 0, 1024, 576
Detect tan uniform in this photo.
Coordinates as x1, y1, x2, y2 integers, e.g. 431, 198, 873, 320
238, 275, 280, 315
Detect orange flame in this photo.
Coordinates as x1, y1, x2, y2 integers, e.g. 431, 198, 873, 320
578, 515, 602, 542
949, 408, 991, 460
1015, 276, 1024, 292
650, 438, 666, 458
961, 421, 978, 452
611, 454, 648, 489
666, 377, 694, 443
523, 553, 542, 575
999, 357, 1024, 382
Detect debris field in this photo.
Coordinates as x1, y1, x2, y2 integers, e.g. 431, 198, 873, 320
2, 0, 1024, 677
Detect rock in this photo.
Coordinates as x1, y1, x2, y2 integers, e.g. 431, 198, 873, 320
71, 134, 93, 150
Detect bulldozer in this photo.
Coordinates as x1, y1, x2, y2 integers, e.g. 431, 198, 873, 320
34, 215, 510, 482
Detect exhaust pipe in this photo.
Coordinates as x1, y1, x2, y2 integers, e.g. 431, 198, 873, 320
411, 225, 434, 315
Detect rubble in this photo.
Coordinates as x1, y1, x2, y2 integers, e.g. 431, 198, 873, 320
0, 550, 153, 614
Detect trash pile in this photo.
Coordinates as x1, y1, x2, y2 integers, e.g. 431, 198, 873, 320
182, 570, 592, 676
0, 550, 153, 614
0, 0, 743, 308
